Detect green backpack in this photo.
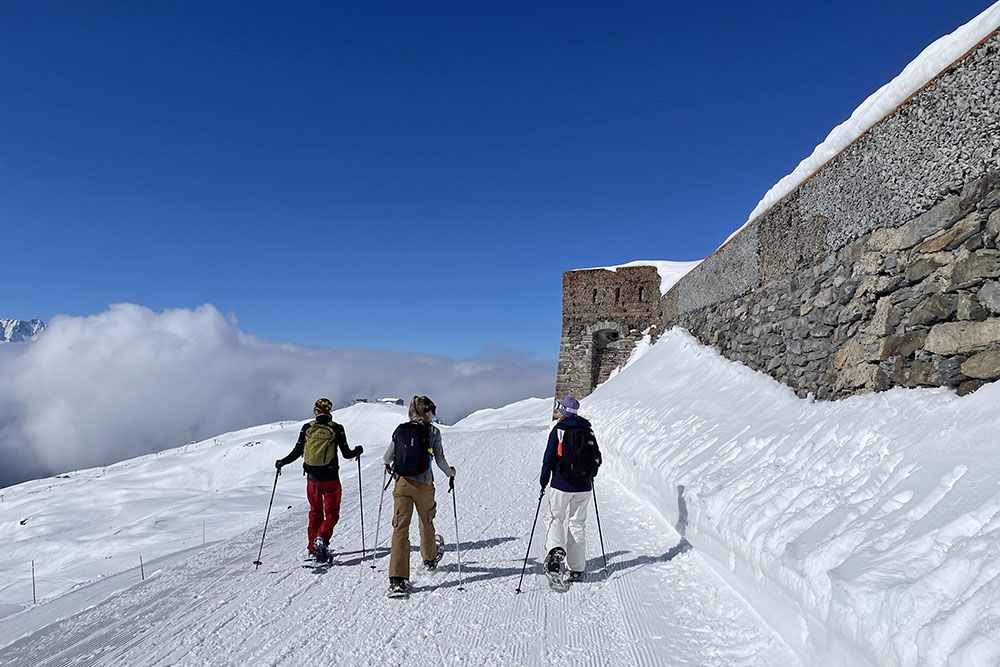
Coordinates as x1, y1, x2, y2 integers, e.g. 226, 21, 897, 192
303, 421, 337, 467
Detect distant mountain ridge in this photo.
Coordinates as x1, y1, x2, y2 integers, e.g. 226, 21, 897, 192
0, 318, 46, 343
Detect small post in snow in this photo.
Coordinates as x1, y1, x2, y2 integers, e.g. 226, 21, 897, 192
202, 521, 206, 545
31, 560, 36, 604
139, 556, 145, 581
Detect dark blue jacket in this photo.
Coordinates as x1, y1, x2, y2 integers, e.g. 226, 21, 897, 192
540, 415, 596, 493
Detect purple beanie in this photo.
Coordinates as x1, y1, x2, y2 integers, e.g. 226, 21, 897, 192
558, 396, 580, 415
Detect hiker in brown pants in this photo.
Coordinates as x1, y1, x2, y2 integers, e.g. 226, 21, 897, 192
383, 395, 456, 598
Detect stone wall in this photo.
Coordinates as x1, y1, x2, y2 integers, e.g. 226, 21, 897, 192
658, 28, 1000, 399
556, 266, 662, 401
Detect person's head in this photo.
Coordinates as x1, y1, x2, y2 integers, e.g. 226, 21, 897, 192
408, 395, 437, 422
313, 397, 334, 417
556, 396, 580, 419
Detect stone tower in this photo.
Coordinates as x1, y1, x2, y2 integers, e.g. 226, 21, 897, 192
555, 265, 662, 401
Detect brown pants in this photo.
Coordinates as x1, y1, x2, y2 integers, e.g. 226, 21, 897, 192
389, 477, 438, 579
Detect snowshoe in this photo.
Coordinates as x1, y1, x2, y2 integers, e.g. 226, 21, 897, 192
387, 577, 410, 599
313, 537, 333, 564
544, 547, 568, 591
424, 534, 446, 571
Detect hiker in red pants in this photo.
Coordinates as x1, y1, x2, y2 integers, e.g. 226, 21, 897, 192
275, 398, 363, 561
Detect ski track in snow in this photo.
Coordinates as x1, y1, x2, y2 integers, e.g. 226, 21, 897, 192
0, 422, 795, 667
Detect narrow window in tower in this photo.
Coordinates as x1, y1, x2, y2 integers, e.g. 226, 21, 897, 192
592, 288, 598, 303
639, 287, 646, 302
615, 287, 621, 303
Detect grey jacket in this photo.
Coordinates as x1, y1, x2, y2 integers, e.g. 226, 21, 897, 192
383, 420, 453, 485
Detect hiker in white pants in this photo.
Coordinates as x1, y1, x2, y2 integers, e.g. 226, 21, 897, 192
539, 396, 602, 582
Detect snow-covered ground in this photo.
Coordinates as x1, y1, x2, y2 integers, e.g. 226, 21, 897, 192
0, 403, 406, 615
2, 328, 998, 665
588, 329, 1000, 666
0, 395, 793, 666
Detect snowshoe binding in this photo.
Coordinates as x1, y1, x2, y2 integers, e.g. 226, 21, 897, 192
566, 570, 584, 583
387, 577, 410, 599
424, 534, 446, 571
544, 547, 568, 591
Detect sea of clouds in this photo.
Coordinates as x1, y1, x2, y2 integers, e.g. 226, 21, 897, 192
0, 304, 554, 487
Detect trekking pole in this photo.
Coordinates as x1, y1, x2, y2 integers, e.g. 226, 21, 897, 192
592, 483, 608, 572
357, 456, 366, 561
369, 466, 392, 569
448, 475, 464, 591
514, 487, 545, 594
253, 468, 281, 570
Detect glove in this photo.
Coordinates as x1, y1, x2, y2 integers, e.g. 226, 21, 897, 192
354, 445, 364, 457
274, 459, 283, 470
450, 466, 457, 477
384, 463, 392, 475
448, 475, 455, 492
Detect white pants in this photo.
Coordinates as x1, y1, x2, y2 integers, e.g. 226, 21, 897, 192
545, 488, 590, 572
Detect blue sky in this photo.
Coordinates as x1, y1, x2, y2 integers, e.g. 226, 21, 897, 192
1, 0, 992, 359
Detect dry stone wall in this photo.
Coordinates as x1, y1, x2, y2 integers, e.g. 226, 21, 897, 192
662, 29, 1000, 399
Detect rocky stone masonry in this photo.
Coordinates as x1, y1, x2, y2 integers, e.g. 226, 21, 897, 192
558, 29, 1000, 401
654, 28, 1000, 399
556, 266, 662, 401
674, 174, 1000, 398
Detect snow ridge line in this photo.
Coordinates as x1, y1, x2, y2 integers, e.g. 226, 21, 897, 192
725, 3, 1000, 247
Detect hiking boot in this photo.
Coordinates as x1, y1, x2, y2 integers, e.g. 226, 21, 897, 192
566, 570, 585, 582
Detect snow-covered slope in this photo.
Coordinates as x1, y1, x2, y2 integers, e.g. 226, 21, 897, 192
0, 319, 45, 343
451, 396, 554, 431
0, 402, 405, 617
586, 329, 1000, 665
2, 330, 997, 665
0, 391, 794, 666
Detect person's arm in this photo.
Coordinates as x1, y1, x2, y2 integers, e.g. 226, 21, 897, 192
383, 427, 397, 468
429, 426, 455, 477
275, 423, 308, 469
335, 423, 363, 459
539, 427, 559, 488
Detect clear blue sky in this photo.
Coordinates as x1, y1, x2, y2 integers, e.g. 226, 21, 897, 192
1, 0, 992, 358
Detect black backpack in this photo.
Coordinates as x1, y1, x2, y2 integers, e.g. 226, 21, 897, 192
392, 421, 432, 477
558, 427, 602, 484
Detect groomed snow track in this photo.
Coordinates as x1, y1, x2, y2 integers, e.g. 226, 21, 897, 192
0, 418, 794, 666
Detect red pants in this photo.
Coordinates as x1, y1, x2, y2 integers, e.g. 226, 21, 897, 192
306, 479, 342, 550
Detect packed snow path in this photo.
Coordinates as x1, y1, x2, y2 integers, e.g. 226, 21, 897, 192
1, 420, 794, 666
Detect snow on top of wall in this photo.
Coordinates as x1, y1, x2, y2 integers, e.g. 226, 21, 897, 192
724, 1, 1000, 246
573, 260, 703, 296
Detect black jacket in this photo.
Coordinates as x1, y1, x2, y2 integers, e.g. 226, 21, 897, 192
278, 414, 361, 482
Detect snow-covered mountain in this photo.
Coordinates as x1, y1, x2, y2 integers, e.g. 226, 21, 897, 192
0, 319, 45, 343
1, 330, 997, 665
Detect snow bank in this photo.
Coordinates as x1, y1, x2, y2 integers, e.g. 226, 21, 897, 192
727, 2, 1000, 245
451, 396, 554, 431
584, 329, 1000, 665
573, 260, 703, 296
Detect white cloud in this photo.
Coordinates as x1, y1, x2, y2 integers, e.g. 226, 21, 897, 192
0, 304, 554, 486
